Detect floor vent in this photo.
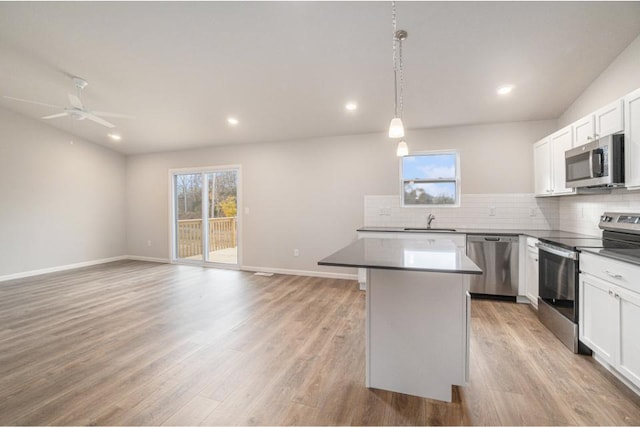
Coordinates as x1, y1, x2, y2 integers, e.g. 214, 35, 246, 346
254, 272, 274, 277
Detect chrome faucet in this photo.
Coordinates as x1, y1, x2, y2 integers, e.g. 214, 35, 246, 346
426, 213, 436, 229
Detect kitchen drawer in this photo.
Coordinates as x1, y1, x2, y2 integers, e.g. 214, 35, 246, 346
581, 252, 640, 294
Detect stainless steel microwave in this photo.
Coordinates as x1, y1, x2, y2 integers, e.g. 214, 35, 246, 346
565, 134, 624, 188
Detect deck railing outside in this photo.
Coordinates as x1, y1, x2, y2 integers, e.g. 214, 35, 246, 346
177, 217, 237, 258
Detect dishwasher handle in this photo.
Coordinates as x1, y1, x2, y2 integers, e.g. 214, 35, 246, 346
467, 235, 519, 243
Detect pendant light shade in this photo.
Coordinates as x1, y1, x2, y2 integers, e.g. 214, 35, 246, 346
388, 117, 405, 138
396, 140, 409, 157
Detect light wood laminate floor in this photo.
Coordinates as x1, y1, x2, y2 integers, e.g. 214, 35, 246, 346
1, 260, 639, 425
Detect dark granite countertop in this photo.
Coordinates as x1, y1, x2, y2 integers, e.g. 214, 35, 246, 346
318, 238, 482, 275
356, 226, 598, 239
579, 247, 640, 266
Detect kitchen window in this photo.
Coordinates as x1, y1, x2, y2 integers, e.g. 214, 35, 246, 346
401, 151, 460, 206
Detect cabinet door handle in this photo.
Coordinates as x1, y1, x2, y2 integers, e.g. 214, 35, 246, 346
609, 290, 614, 296
594, 133, 600, 139
615, 293, 620, 299
604, 270, 623, 280
587, 136, 593, 141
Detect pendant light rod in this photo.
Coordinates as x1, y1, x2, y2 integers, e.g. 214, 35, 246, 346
392, 1, 399, 118
389, 1, 409, 147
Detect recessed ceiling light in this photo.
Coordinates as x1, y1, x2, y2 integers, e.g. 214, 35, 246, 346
497, 85, 514, 95
227, 117, 239, 126
345, 102, 358, 112
108, 133, 122, 141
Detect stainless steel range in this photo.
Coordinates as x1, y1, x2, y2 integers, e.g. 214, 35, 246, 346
537, 212, 640, 354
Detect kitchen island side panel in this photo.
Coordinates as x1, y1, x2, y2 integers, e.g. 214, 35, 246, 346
366, 268, 468, 402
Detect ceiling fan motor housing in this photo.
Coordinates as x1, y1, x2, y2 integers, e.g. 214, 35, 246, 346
72, 77, 88, 90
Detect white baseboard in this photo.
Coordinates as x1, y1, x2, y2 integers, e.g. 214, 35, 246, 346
127, 255, 170, 264
1, 257, 355, 283
241, 265, 357, 281
0, 255, 128, 282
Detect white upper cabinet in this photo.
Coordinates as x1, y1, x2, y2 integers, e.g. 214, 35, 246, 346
572, 99, 624, 147
533, 138, 552, 196
595, 99, 624, 138
625, 88, 640, 189
572, 115, 596, 147
533, 128, 574, 197
550, 126, 574, 195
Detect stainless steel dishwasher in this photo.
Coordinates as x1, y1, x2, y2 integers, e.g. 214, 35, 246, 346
466, 235, 519, 297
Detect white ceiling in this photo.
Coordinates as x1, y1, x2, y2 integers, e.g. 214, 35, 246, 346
1, 1, 640, 155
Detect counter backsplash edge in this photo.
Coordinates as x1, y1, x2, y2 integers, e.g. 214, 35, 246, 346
365, 191, 640, 235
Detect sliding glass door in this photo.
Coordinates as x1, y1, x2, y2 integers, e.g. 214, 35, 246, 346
172, 167, 240, 267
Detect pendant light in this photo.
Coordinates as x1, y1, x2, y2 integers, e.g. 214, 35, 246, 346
396, 140, 409, 156
389, 1, 409, 156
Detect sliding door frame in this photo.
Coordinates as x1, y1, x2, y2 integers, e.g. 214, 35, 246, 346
168, 165, 242, 269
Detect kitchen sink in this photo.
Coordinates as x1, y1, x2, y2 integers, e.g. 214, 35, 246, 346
403, 228, 457, 232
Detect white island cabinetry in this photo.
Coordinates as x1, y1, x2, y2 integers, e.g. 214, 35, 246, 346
319, 238, 480, 402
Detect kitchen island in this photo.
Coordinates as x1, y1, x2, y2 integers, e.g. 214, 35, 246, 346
318, 237, 482, 402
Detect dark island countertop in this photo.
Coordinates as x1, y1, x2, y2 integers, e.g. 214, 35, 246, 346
318, 238, 482, 275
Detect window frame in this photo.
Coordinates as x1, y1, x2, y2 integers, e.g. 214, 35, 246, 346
399, 150, 461, 208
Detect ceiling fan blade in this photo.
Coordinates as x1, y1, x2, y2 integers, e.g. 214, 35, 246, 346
68, 94, 83, 109
85, 114, 115, 128
3, 95, 63, 109
42, 112, 69, 120
91, 111, 135, 119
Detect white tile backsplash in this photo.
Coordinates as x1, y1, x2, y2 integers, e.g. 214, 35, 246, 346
558, 189, 640, 235
364, 190, 640, 235
364, 194, 559, 230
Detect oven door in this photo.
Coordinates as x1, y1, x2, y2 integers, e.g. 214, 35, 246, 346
537, 243, 578, 322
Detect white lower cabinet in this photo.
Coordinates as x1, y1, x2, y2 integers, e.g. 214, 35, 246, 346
618, 287, 640, 386
524, 238, 539, 307
580, 253, 640, 390
580, 274, 617, 363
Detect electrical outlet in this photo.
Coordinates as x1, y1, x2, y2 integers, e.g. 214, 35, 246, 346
489, 207, 496, 216
293, 249, 300, 257
147, 240, 152, 247
378, 207, 391, 216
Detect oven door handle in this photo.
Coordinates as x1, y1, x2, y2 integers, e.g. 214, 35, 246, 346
535, 243, 578, 260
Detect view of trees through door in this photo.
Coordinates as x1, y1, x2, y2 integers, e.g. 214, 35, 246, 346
174, 169, 238, 265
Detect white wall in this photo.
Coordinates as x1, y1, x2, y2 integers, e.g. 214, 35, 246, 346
126, 120, 556, 276
0, 108, 127, 277
559, 33, 640, 127
554, 32, 640, 229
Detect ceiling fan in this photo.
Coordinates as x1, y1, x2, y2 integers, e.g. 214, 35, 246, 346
3, 77, 134, 128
